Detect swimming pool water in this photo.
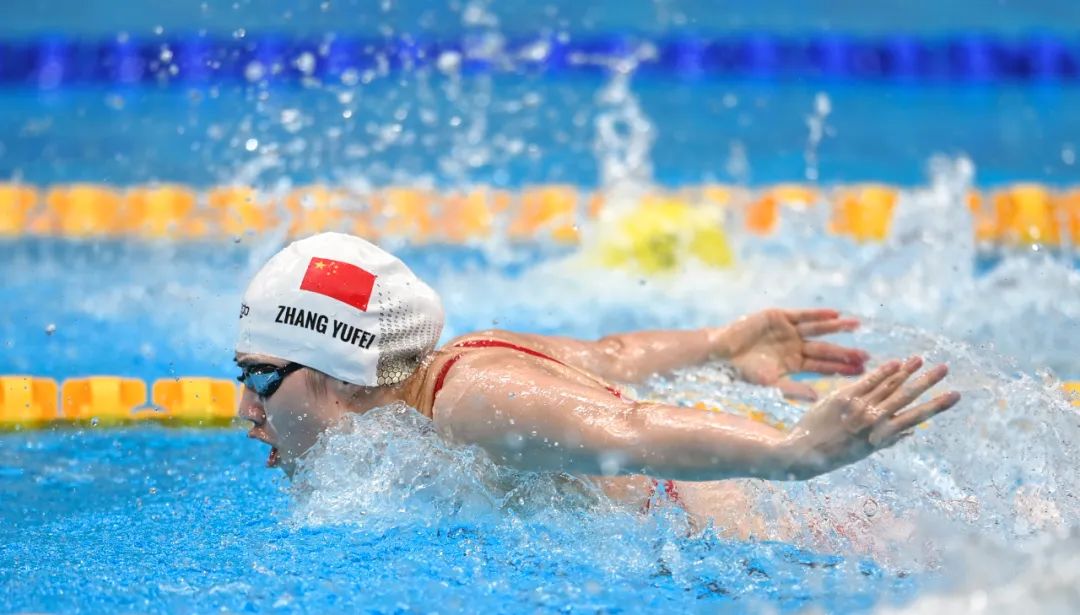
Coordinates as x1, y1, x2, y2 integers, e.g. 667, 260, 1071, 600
1, 419, 919, 614
3, 2, 1080, 613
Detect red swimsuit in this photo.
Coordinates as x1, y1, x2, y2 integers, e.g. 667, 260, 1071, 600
431, 339, 680, 506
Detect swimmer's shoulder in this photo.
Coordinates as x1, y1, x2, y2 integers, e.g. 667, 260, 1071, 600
441, 328, 537, 349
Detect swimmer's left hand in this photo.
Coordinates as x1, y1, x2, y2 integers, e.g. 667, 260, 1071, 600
723, 308, 868, 401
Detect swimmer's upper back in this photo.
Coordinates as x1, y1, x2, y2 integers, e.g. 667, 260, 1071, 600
417, 330, 625, 418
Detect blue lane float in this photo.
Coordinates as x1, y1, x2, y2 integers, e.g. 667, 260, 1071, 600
0, 33, 1077, 87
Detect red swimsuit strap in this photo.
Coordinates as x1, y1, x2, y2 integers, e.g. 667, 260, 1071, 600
431, 339, 623, 401
430, 338, 678, 506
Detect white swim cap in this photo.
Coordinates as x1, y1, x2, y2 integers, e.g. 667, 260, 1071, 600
236, 232, 444, 387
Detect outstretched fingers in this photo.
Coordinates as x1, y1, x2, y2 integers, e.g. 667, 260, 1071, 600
788, 308, 841, 323
795, 318, 861, 338
804, 341, 870, 365
847, 360, 903, 396
777, 378, 819, 401
869, 391, 961, 447
865, 356, 923, 405
804, 358, 865, 376
879, 363, 949, 413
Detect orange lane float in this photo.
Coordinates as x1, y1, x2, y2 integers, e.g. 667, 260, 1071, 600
747, 184, 818, 235
124, 185, 204, 239
374, 187, 436, 241
0, 184, 38, 236
3, 181, 1080, 250
0, 375, 1075, 429
61, 377, 147, 422
284, 185, 355, 239
208, 186, 279, 237
510, 185, 580, 243
992, 184, 1060, 247
438, 188, 510, 242
44, 184, 125, 237
832, 184, 898, 242
1064, 382, 1080, 407
0, 376, 58, 426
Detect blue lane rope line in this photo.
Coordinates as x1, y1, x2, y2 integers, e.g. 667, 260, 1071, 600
0, 33, 1078, 86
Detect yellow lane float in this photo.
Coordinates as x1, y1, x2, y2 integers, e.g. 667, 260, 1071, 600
61, 377, 147, 423
439, 188, 509, 242
0, 375, 1075, 429
209, 186, 278, 237
993, 184, 1059, 247
0, 181, 1078, 250
149, 378, 238, 424
0, 184, 38, 236
747, 184, 818, 235
510, 185, 581, 243
0, 376, 58, 426
45, 184, 125, 237
375, 187, 436, 241
125, 185, 203, 239
832, 185, 898, 242
284, 185, 354, 239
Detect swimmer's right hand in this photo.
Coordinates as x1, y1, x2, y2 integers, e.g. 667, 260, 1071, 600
778, 357, 961, 479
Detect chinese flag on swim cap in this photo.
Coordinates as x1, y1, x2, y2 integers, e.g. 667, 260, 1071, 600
299, 257, 377, 311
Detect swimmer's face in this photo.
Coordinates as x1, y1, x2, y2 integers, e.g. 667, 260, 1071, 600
234, 353, 353, 477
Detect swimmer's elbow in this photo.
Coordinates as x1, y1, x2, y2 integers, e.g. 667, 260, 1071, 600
593, 335, 650, 383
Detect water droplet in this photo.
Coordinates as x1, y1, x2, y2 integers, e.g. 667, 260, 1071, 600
244, 62, 266, 82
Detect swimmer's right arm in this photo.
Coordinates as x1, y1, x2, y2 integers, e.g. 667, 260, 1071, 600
496, 308, 867, 393
432, 355, 960, 481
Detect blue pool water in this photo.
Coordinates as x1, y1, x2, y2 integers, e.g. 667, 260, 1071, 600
3, 2, 1080, 613
1, 420, 918, 613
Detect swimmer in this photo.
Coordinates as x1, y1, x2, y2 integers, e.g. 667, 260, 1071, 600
235, 233, 961, 511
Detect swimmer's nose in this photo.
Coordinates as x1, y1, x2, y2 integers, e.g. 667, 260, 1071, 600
236, 387, 266, 426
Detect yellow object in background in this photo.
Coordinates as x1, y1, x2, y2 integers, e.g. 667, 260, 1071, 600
598, 196, 733, 273
833, 185, 898, 242
1065, 382, 1080, 407
0, 376, 58, 425
61, 377, 147, 422
45, 184, 125, 236
0, 184, 38, 236
150, 378, 238, 423
993, 184, 1059, 246
208, 186, 278, 236
125, 185, 201, 239
693, 401, 786, 429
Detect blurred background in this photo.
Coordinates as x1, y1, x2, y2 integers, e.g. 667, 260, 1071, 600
1, 0, 1079, 187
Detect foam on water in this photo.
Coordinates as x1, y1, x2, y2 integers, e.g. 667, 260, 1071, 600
282, 404, 912, 612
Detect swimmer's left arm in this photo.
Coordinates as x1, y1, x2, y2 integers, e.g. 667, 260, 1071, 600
433, 354, 960, 482
431, 352, 794, 481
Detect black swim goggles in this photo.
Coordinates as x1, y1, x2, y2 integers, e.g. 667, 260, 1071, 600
236, 362, 304, 399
